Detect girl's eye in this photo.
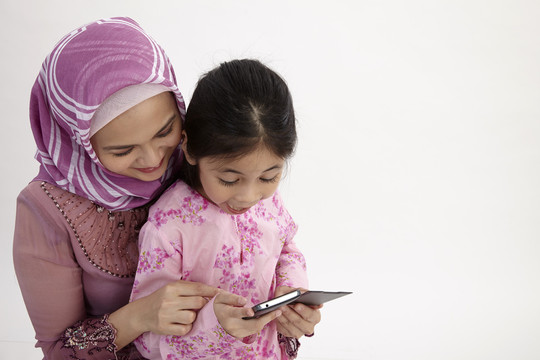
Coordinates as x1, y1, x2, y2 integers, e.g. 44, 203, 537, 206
219, 179, 238, 187
260, 175, 279, 184
112, 148, 134, 157
156, 124, 174, 138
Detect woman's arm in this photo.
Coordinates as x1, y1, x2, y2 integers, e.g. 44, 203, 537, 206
13, 185, 219, 359
13, 187, 106, 358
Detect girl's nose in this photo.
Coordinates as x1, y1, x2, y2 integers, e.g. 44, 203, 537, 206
235, 185, 262, 207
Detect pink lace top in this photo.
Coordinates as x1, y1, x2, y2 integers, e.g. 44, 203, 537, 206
13, 181, 148, 359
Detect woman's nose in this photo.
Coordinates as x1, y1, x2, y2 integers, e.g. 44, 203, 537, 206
139, 145, 162, 167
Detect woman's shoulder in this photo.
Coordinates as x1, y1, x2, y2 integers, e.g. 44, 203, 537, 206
14, 182, 73, 253
18, 181, 93, 214
16, 181, 143, 278
18, 180, 50, 202
15, 181, 95, 242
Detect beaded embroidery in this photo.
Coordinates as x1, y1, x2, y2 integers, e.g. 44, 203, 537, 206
62, 316, 116, 352
41, 182, 146, 278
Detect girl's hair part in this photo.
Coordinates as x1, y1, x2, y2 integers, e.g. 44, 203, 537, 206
181, 59, 297, 188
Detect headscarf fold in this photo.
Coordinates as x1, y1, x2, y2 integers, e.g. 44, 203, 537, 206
30, 17, 185, 210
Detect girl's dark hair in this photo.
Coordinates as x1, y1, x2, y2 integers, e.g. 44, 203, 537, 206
181, 59, 297, 188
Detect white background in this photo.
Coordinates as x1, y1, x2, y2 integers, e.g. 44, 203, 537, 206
1, 1, 540, 359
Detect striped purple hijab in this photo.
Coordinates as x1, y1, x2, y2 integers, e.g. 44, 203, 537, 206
30, 17, 185, 211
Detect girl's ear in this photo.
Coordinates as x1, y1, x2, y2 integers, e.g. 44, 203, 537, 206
181, 131, 197, 165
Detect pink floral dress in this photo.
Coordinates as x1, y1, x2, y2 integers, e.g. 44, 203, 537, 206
130, 180, 308, 359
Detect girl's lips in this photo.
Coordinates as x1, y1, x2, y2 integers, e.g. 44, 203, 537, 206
135, 158, 164, 173
226, 203, 250, 215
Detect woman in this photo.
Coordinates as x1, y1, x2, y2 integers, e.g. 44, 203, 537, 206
13, 17, 218, 359
13, 17, 320, 359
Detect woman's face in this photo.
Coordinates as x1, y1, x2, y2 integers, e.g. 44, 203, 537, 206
90, 92, 182, 181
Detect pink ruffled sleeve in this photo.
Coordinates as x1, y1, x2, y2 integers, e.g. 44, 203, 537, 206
273, 193, 309, 289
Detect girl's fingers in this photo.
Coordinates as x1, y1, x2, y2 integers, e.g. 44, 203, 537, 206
278, 305, 320, 337
276, 311, 304, 338
253, 309, 282, 327
215, 291, 247, 307
291, 303, 322, 324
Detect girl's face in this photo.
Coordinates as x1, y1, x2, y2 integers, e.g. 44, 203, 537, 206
91, 92, 182, 182
185, 143, 285, 215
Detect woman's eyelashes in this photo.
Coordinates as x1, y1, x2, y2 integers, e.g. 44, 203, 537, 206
157, 124, 174, 138
110, 122, 174, 157
112, 148, 134, 157
156, 120, 175, 138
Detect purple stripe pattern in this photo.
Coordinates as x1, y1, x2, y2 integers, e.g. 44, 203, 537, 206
29, 17, 185, 210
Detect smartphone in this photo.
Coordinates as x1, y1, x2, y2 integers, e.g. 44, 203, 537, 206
242, 290, 301, 320
243, 290, 352, 320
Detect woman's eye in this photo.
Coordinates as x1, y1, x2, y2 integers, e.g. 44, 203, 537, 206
157, 124, 174, 138
219, 179, 238, 187
112, 148, 134, 157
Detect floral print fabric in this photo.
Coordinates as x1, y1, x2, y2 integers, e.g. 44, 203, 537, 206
131, 180, 308, 359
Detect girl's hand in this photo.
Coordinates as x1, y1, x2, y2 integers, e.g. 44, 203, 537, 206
214, 291, 282, 339
136, 280, 219, 336
274, 286, 322, 339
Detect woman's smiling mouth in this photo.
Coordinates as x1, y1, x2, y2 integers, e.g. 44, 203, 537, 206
135, 158, 164, 173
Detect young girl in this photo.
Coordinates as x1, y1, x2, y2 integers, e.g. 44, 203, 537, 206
131, 59, 319, 359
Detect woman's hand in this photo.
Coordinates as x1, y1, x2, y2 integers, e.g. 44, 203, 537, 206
274, 286, 322, 339
109, 279, 219, 349
139, 280, 219, 336
213, 291, 282, 339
